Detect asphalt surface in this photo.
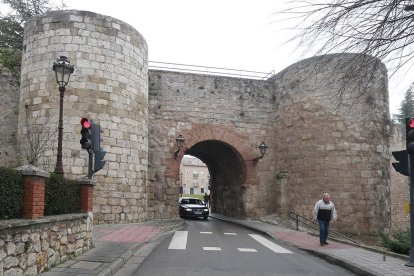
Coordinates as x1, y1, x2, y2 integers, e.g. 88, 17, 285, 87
135, 217, 355, 276
43, 214, 414, 276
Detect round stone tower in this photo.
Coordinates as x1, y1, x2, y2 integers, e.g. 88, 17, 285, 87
272, 54, 390, 234
19, 10, 149, 223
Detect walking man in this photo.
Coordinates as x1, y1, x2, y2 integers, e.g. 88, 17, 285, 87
204, 193, 210, 208
313, 193, 337, 246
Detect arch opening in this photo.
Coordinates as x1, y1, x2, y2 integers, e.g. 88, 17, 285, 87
181, 140, 247, 217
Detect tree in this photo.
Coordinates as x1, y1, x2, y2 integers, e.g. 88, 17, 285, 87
278, 1, 414, 100
393, 83, 414, 124
0, 0, 63, 72
21, 104, 55, 166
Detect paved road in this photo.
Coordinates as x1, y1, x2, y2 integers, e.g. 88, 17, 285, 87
135, 217, 355, 276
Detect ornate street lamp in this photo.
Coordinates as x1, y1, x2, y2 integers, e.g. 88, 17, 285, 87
52, 56, 74, 175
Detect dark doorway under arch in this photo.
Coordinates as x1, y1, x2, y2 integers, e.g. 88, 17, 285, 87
185, 140, 247, 217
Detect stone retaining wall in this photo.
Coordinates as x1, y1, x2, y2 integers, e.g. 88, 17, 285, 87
0, 214, 92, 275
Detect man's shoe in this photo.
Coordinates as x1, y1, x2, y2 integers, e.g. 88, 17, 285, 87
324, 242, 329, 245
320, 243, 324, 246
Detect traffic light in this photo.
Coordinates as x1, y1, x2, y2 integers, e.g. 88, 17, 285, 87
80, 118, 92, 150
392, 150, 409, 176
92, 124, 106, 172
407, 118, 414, 154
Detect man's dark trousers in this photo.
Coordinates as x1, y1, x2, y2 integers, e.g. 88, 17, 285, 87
319, 220, 330, 243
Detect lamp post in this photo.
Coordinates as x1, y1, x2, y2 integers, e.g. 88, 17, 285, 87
52, 56, 74, 175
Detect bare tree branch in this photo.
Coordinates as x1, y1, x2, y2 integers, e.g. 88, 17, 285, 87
276, 0, 414, 104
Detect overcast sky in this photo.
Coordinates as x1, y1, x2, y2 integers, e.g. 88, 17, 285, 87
45, 0, 413, 115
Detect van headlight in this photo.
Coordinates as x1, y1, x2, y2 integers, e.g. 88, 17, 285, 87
204, 208, 209, 212
186, 208, 192, 212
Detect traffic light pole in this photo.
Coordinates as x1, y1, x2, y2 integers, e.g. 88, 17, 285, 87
87, 150, 93, 180
408, 153, 414, 266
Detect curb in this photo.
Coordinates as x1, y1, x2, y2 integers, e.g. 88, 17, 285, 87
96, 219, 187, 276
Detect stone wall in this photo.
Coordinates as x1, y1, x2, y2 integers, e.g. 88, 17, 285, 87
390, 123, 409, 230
0, 65, 19, 167
148, 71, 276, 218
0, 214, 92, 275
272, 54, 391, 234
0, 8, 395, 234
19, 10, 150, 224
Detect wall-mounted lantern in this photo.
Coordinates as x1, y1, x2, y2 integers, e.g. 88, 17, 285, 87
258, 141, 268, 159
175, 134, 185, 158
252, 141, 268, 162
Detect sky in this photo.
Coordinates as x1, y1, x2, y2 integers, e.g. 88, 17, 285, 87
37, 0, 414, 114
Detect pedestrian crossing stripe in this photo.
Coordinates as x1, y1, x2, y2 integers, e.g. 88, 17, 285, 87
238, 248, 257, 252
168, 231, 188, 250
248, 234, 292, 254
203, 247, 221, 251
167, 231, 292, 254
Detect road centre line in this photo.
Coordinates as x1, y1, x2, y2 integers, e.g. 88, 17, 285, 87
224, 233, 237, 235
200, 231, 213, 234
238, 248, 258, 252
203, 247, 221, 251
248, 234, 292, 254
168, 231, 188, 250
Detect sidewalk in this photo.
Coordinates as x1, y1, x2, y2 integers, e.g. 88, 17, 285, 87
42, 219, 185, 276
210, 213, 414, 276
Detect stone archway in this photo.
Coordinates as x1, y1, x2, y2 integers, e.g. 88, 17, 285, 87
166, 123, 259, 217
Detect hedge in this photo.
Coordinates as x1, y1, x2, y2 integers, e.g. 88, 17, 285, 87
0, 167, 24, 219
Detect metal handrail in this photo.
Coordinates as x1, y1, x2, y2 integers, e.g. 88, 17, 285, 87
148, 61, 275, 80
289, 211, 360, 245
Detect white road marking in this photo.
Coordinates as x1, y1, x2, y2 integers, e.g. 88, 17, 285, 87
168, 231, 188, 250
238, 248, 258, 252
200, 231, 213, 234
248, 234, 292, 254
224, 233, 237, 235
203, 247, 221, 251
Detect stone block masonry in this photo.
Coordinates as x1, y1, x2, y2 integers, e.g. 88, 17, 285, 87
19, 10, 150, 225
0, 214, 93, 275
0, 65, 19, 167
0, 8, 401, 235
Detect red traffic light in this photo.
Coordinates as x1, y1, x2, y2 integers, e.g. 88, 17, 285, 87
80, 118, 91, 129
409, 118, 414, 129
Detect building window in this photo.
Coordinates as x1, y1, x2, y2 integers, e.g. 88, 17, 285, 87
201, 188, 204, 193
190, 188, 194, 194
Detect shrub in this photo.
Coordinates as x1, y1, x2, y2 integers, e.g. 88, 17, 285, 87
381, 228, 410, 255
0, 167, 24, 219
45, 173, 80, 215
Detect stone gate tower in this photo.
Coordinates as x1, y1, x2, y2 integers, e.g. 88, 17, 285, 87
19, 10, 151, 223
7, 9, 392, 234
